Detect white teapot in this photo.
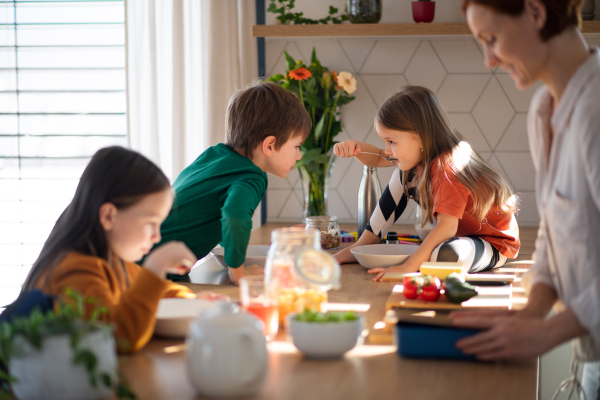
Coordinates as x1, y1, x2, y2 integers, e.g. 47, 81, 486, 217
186, 302, 268, 397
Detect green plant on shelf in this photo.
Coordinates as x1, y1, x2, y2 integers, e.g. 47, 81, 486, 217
267, 0, 349, 24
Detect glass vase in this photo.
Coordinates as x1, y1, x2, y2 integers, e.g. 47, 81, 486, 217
347, 0, 382, 24
299, 152, 336, 219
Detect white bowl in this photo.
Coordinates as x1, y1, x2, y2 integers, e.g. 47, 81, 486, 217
210, 245, 270, 269
154, 298, 214, 338
350, 244, 419, 269
287, 314, 364, 359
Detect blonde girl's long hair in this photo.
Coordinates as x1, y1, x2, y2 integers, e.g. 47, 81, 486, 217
376, 85, 518, 227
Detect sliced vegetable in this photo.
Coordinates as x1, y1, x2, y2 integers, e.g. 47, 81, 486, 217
444, 273, 478, 304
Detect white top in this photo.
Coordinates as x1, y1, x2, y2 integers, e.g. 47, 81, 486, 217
528, 47, 600, 361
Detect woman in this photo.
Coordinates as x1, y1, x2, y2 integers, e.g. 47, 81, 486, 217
454, 0, 599, 398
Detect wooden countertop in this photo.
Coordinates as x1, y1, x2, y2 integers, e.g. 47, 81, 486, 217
114, 223, 538, 400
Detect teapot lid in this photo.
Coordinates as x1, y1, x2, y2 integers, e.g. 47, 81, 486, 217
194, 301, 262, 330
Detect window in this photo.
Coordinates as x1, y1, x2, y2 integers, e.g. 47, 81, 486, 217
0, 0, 126, 307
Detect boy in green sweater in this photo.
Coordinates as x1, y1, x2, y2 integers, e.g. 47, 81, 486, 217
157, 82, 311, 284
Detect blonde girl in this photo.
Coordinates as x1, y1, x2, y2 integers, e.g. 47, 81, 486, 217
334, 85, 520, 282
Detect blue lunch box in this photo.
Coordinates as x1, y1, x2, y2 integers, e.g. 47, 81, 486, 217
395, 321, 480, 360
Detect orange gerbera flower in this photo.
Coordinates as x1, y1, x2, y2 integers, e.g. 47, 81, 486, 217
332, 70, 341, 90
289, 67, 312, 81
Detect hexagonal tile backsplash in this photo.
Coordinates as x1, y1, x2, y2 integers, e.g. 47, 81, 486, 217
264, 35, 600, 227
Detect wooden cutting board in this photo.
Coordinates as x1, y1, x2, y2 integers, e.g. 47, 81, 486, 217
385, 284, 513, 311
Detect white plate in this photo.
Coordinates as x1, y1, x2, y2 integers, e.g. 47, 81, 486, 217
154, 298, 214, 338
210, 245, 270, 269
350, 244, 419, 269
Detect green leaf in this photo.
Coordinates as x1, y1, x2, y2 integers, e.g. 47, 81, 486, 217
295, 148, 323, 169
310, 47, 319, 67
313, 111, 328, 141
101, 372, 112, 388
268, 73, 285, 82
312, 154, 331, 165
284, 51, 296, 73
303, 92, 323, 108
329, 6, 338, 14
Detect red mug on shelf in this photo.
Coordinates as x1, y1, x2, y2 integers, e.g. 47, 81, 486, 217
412, 1, 435, 23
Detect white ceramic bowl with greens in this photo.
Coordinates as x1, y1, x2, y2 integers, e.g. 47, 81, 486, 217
210, 245, 270, 269
287, 311, 364, 359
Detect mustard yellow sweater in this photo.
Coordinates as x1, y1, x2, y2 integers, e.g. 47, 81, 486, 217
36, 251, 195, 352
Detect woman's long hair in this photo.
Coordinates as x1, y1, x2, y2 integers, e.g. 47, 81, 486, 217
376, 85, 517, 227
22, 146, 170, 291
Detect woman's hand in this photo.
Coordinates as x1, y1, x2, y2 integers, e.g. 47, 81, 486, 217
334, 140, 361, 158
451, 311, 550, 360
451, 306, 588, 360
143, 241, 197, 278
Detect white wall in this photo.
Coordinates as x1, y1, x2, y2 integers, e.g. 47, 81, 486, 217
264, 2, 600, 228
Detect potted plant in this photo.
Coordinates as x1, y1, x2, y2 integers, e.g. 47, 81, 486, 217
0, 289, 135, 400
412, 0, 435, 23
267, 49, 357, 218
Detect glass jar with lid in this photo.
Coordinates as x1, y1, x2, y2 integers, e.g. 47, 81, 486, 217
347, 0, 382, 24
305, 216, 341, 250
264, 227, 341, 326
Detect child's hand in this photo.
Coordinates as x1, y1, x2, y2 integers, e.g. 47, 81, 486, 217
143, 241, 197, 278
333, 247, 358, 264
334, 140, 362, 158
368, 262, 419, 282
196, 291, 231, 302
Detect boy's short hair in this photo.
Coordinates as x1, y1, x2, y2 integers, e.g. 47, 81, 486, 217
225, 81, 312, 158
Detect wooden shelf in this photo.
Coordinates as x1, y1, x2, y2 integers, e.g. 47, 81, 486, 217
253, 21, 600, 38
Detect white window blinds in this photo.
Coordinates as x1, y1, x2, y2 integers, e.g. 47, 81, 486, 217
0, 0, 126, 307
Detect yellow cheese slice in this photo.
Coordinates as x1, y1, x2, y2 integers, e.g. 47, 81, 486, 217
419, 261, 466, 280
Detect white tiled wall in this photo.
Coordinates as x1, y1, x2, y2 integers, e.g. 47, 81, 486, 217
264, 29, 600, 228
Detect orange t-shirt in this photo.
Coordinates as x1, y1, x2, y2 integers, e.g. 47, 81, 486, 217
428, 160, 520, 258
36, 252, 196, 353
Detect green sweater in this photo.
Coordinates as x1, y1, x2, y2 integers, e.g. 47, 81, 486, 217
158, 143, 267, 269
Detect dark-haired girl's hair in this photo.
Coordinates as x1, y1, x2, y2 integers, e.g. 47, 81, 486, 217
461, 0, 583, 41
22, 146, 170, 291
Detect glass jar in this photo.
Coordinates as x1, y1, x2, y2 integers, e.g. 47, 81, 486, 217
264, 228, 341, 326
347, 0, 382, 24
305, 216, 341, 250
414, 204, 437, 240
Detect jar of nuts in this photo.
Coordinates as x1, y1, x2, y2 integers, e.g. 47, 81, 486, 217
305, 216, 341, 250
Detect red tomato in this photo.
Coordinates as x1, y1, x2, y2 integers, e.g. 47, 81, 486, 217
402, 277, 419, 299
421, 276, 441, 302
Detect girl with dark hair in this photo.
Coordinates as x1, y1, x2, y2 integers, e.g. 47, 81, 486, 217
452, 1, 599, 398
21, 146, 201, 352
334, 85, 520, 281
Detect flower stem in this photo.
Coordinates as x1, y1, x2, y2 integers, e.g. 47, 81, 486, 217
298, 80, 304, 108
324, 89, 342, 155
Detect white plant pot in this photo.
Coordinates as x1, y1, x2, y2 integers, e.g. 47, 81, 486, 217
9, 329, 117, 400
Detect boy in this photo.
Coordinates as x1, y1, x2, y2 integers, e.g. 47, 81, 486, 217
157, 82, 311, 284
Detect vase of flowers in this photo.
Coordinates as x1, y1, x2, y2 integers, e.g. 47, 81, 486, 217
268, 49, 357, 218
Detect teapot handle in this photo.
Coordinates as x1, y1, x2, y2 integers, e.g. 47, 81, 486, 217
238, 328, 267, 387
